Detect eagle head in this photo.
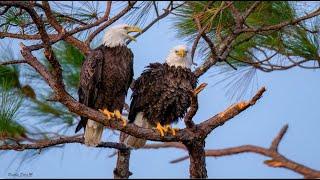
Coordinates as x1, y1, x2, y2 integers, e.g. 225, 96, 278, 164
165, 45, 192, 69
103, 24, 142, 47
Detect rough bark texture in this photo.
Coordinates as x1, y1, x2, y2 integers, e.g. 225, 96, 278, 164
114, 132, 132, 179
114, 149, 132, 179
185, 140, 208, 178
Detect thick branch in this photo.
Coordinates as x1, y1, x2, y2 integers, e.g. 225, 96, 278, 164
144, 125, 320, 178
114, 132, 132, 179
185, 140, 207, 178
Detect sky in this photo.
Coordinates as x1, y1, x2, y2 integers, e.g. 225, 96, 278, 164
1, 2, 320, 178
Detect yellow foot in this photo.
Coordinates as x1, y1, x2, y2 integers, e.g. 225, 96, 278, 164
155, 122, 167, 137
193, 83, 208, 95
114, 110, 127, 127
99, 108, 114, 119
165, 125, 179, 136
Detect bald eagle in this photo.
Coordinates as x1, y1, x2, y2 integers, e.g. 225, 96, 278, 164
75, 24, 142, 147
124, 45, 198, 148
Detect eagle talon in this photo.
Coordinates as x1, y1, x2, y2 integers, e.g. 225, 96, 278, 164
99, 108, 114, 119
165, 125, 179, 136
155, 122, 167, 137
114, 110, 127, 127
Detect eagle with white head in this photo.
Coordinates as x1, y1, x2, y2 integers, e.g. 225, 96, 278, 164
124, 45, 198, 148
75, 24, 142, 147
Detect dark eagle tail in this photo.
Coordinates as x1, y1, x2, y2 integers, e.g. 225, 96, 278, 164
75, 117, 87, 133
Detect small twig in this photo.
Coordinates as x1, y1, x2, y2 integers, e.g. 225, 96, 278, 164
184, 83, 207, 128
243, 1, 261, 20
153, 1, 159, 17
126, 1, 177, 45
270, 124, 288, 151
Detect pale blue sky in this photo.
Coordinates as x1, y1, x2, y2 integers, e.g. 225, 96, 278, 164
1, 2, 320, 178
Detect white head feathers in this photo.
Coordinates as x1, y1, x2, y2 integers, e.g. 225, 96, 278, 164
165, 45, 192, 69
102, 24, 141, 48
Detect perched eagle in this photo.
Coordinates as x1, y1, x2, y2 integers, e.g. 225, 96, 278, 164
124, 45, 198, 148
75, 24, 142, 147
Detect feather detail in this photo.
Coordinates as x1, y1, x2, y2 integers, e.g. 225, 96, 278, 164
124, 112, 151, 148
84, 119, 104, 147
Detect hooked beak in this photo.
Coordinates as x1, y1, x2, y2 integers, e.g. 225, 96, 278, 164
176, 49, 187, 58
125, 26, 142, 42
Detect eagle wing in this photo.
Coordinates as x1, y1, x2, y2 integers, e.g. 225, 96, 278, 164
128, 63, 164, 123
128, 63, 198, 125
75, 47, 104, 133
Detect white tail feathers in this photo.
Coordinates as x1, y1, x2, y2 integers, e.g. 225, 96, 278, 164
84, 119, 104, 147
124, 112, 151, 148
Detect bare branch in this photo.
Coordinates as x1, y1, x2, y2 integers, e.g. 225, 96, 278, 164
105, 1, 112, 18
153, 1, 159, 17
126, 1, 177, 45
42, 1, 88, 55
197, 87, 266, 137
184, 83, 207, 128
270, 124, 288, 152
0, 136, 128, 151
146, 125, 320, 178
143, 142, 186, 150
0, 31, 57, 40
0, 60, 27, 66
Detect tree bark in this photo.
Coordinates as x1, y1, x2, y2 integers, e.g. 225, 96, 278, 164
114, 132, 132, 179
185, 140, 208, 178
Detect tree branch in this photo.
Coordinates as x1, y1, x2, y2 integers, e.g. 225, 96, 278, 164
197, 87, 266, 137
242, 8, 320, 33
19, 44, 269, 144
144, 125, 320, 178
0, 60, 27, 66
0, 136, 128, 151
42, 1, 88, 55
126, 1, 177, 45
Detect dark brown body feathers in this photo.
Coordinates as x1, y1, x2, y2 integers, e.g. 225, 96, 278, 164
75, 45, 133, 133
129, 63, 197, 126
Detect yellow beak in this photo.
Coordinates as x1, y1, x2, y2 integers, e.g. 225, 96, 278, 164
125, 26, 142, 41
176, 49, 187, 58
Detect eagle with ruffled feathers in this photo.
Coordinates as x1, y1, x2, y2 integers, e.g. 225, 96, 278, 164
124, 45, 199, 148
75, 24, 141, 147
